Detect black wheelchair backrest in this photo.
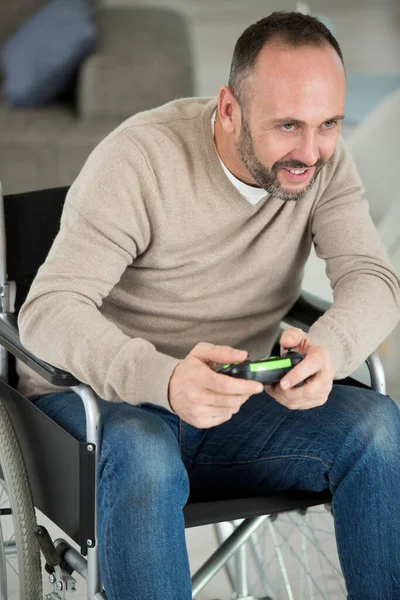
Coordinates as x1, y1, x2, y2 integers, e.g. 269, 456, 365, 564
4, 186, 69, 313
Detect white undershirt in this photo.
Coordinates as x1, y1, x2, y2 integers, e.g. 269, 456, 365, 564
211, 110, 267, 206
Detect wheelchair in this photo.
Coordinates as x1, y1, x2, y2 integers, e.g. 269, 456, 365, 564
0, 182, 387, 600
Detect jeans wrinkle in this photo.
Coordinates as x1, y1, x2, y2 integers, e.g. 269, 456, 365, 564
181, 422, 209, 473
194, 452, 334, 470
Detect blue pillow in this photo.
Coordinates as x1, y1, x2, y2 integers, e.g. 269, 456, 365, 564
1, 0, 96, 107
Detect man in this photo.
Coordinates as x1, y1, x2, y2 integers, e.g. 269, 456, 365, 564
18, 11, 400, 600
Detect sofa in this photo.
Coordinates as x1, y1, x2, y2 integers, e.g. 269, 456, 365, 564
0, 1, 194, 194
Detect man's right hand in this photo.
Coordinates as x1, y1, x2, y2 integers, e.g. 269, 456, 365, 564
168, 342, 264, 428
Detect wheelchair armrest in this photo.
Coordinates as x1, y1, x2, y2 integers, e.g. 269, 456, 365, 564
284, 290, 332, 331
0, 314, 80, 387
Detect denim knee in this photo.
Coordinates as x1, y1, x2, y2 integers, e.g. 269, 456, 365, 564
330, 388, 400, 486
98, 407, 189, 508
347, 391, 399, 455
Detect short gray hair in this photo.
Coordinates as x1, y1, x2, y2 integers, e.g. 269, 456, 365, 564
229, 11, 344, 107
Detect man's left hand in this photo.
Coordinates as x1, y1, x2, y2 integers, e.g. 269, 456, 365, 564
265, 327, 335, 410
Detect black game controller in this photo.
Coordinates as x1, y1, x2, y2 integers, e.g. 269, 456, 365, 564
217, 351, 304, 386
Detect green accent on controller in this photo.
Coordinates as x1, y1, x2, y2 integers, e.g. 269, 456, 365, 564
250, 358, 291, 372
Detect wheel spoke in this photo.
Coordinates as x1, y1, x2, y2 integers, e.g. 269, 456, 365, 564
271, 520, 329, 598
283, 514, 344, 581
0, 486, 20, 589
239, 507, 346, 599
0, 483, 7, 508
266, 518, 295, 600
248, 531, 276, 598
6, 557, 19, 577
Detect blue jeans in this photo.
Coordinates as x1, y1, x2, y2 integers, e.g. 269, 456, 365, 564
32, 384, 400, 600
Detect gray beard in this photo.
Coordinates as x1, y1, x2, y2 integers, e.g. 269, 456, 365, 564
235, 114, 325, 202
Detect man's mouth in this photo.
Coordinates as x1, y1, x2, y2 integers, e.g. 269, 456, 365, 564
286, 168, 307, 174
281, 167, 312, 183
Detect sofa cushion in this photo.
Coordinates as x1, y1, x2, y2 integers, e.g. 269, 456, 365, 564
1, 0, 96, 107
78, 7, 194, 120
0, 0, 48, 53
0, 97, 119, 194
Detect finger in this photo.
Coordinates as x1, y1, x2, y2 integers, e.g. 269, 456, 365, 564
271, 394, 327, 411
205, 406, 242, 418
192, 343, 248, 367
265, 380, 308, 403
207, 370, 264, 396
265, 384, 327, 410
206, 415, 234, 428
198, 405, 242, 427
268, 367, 332, 401
264, 384, 301, 409
186, 361, 263, 399
280, 353, 323, 390
280, 327, 307, 351
188, 413, 233, 429
201, 390, 249, 409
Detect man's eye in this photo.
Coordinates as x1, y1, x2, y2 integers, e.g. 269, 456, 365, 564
280, 123, 295, 132
323, 120, 338, 129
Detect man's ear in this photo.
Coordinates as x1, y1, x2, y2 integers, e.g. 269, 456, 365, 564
217, 85, 240, 134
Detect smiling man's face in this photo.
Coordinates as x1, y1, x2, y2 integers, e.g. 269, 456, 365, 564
229, 41, 346, 201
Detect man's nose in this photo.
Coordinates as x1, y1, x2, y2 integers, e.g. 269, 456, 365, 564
292, 133, 320, 167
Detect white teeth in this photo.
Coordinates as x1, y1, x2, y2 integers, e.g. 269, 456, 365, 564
289, 169, 306, 174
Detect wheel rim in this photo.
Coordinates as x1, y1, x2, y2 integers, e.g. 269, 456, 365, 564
0, 397, 42, 600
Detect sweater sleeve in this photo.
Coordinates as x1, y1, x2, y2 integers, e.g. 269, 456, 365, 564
307, 138, 400, 379
18, 131, 180, 408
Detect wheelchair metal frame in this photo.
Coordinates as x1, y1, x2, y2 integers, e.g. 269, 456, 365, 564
0, 182, 387, 600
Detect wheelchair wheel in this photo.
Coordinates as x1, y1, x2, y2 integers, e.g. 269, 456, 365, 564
215, 505, 346, 600
0, 396, 42, 599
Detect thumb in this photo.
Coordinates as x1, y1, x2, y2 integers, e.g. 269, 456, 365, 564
191, 342, 248, 366
280, 327, 307, 350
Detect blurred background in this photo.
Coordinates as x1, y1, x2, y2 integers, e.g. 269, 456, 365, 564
0, 0, 399, 398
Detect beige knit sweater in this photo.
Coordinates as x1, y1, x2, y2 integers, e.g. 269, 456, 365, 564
17, 97, 400, 408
